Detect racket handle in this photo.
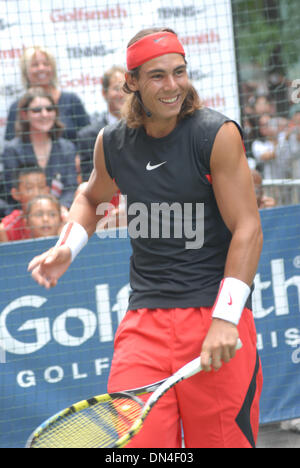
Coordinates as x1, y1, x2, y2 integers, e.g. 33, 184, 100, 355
236, 338, 243, 350
144, 339, 243, 413
175, 338, 243, 381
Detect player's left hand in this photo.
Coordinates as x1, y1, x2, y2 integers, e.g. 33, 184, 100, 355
200, 318, 239, 372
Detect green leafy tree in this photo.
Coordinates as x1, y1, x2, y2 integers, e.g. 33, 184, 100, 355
232, 0, 300, 70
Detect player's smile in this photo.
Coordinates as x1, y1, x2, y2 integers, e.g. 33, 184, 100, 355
159, 95, 180, 105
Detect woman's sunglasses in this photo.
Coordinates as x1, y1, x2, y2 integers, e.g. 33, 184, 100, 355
28, 106, 56, 113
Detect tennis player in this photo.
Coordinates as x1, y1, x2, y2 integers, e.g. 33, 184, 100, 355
28, 27, 263, 448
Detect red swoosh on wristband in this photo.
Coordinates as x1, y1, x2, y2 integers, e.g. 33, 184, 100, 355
60, 222, 73, 246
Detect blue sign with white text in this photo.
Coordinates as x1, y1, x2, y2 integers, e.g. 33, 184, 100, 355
0, 206, 300, 448
253, 205, 300, 423
0, 232, 131, 448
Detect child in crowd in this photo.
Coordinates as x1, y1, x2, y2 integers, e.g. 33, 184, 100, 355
0, 165, 49, 242
26, 194, 62, 239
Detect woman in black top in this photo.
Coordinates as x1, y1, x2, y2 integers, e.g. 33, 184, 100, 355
3, 87, 78, 208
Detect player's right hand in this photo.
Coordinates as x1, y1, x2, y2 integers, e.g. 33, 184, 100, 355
28, 245, 72, 289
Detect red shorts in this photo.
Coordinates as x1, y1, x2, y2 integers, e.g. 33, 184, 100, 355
107, 307, 263, 448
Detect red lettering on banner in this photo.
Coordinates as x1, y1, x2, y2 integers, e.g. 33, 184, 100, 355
59, 74, 103, 89
180, 30, 220, 46
50, 6, 127, 23
203, 94, 226, 108
0, 46, 25, 60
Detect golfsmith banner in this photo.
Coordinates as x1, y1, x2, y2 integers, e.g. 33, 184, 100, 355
1, 205, 300, 447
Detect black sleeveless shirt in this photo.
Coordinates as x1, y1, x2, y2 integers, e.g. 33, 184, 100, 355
103, 107, 242, 310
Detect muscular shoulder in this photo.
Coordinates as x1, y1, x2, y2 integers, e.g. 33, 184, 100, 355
214, 121, 244, 153
212, 121, 244, 162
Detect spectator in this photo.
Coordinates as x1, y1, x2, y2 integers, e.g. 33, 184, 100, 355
251, 169, 276, 209
77, 65, 126, 181
26, 194, 62, 239
286, 105, 300, 178
253, 95, 276, 117
251, 113, 291, 180
2, 87, 78, 209
0, 165, 49, 242
267, 104, 300, 204
5, 45, 90, 146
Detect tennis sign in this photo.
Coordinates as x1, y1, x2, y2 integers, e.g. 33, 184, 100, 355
1, 205, 300, 448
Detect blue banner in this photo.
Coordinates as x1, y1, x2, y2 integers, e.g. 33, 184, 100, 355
0, 207, 300, 448
0, 232, 131, 448
253, 205, 300, 424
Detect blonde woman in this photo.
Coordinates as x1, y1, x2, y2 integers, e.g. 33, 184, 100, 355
5, 46, 90, 145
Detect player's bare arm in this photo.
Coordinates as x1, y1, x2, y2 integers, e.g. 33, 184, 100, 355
211, 122, 263, 284
201, 122, 263, 371
28, 129, 118, 289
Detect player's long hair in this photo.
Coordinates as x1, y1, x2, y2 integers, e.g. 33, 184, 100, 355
121, 27, 203, 128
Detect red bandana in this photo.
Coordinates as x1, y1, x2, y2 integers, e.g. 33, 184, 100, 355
127, 32, 185, 70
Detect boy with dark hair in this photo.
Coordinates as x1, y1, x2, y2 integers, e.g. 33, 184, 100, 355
0, 165, 49, 242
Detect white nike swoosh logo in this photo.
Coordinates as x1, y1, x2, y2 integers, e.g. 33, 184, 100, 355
146, 161, 167, 171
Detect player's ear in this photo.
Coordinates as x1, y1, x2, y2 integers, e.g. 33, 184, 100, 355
125, 72, 138, 92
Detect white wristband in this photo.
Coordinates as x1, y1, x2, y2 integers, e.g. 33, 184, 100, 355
212, 277, 250, 326
56, 222, 88, 262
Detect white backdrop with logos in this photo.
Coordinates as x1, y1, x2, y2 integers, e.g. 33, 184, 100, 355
0, 0, 240, 152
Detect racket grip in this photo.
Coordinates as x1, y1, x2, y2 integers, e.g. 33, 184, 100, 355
175, 338, 243, 380
236, 338, 243, 351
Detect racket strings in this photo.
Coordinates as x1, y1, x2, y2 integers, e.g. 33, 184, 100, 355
30, 397, 143, 448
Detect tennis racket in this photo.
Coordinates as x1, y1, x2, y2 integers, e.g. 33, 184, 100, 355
26, 339, 242, 448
